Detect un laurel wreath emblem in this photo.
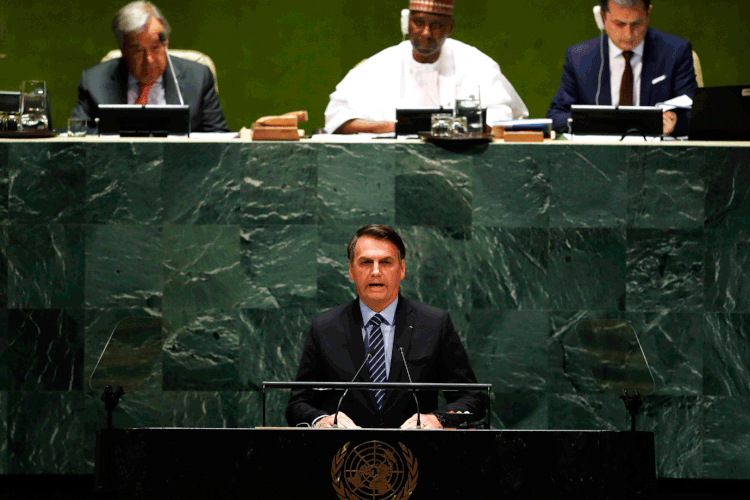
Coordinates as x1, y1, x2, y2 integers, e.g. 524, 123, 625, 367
332, 441, 418, 500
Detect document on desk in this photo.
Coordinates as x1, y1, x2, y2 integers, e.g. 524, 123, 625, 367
309, 133, 400, 142
656, 95, 693, 112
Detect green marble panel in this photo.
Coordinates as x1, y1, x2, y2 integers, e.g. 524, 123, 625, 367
547, 228, 626, 311
446, 308, 470, 346
706, 228, 750, 313
625, 312, 703, 396
548, 394, 625, 431
238, 391, 289, 428
639, 396, 702, 478
8, 224, 85, 308
703, 148, 750, 232
8, 143, 86, 223
240, 143, 317, 225
627, 146, 704, 229
548, 310, 626, 394
239, 225, 317, 309
489, 392, 549, 430
393, 144, 472, 228
472, 145, 550, 228
85, 143, 164, 224
317, 143, 395, 225
397, 225, 472, 311
162, 308, 241, 391
316, 224, 360, 311
0, 390, 6, 474
162, 225, 244, 309
83, 308, 164, 395
8, 391, 94, 473
467, 310, 549, 394
548, 145, 626, 227
703, 313, 750, 396
0, 226, 6, 308
163, 143, 241, 224
0, 143, 7, 223
239, 307, 317, 392
626, 229, 705, 312
471, 227, 548, 310
85, 224, 162, 309
0, 308, 7, 390
703, 396, 750, 479
6, 309, 84, 391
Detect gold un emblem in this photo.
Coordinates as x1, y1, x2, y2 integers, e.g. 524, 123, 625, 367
332, 441, 418, 500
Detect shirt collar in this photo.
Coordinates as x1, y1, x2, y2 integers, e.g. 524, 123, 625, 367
607, 37, 645, 59
359, 297, 399, 328
127, 73, 165, 89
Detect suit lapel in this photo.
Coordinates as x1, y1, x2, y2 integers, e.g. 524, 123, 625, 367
345, 299, 368, 378
599, 37, 613, 105
640, 29, 658, 106
382, 297, 414, 409
113, 58, 129, 104
163, 57, 181, 105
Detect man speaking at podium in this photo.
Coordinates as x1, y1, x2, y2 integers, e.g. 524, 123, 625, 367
69, 1, 228, 132
286, 225, 485, 429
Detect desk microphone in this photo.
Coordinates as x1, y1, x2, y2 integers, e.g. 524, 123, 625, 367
398, 347, 421, 429
158, 32, 185, 106
332, 349, 375, 428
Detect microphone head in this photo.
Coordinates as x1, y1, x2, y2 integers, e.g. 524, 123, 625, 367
158, 32, 168, 44
366, 348, 377, 360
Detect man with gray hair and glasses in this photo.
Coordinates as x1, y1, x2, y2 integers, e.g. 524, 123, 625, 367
546, 0, 696, 136
70, 1, 228, 132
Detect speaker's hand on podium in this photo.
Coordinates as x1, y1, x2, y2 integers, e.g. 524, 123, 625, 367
315, 412, 361, 429
400, 413, 442, 429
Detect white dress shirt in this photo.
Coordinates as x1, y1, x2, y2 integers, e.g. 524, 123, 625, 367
324, 39, 528, 133
608, 38, 645, 106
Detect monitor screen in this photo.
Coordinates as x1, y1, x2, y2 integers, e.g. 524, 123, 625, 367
98, 104, 190, 137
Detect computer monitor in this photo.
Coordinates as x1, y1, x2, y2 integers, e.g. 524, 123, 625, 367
688, 85, 750, 141
98, 104, 190, 137
571, 105, 662, 137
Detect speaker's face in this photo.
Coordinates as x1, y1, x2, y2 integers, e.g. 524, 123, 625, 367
602, 1, 651, 52
349, 236, 406, 313
121, 16, 169, 87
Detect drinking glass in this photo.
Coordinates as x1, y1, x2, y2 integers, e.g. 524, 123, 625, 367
454, 85, 483, 137
19, 80, 48, 131
68, 118, 87, 137
431, 113, 454, 138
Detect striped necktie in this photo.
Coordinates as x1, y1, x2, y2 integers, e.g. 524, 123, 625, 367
367, 314, 387, 409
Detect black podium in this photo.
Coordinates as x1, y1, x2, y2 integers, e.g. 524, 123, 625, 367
96, 428, 655, 499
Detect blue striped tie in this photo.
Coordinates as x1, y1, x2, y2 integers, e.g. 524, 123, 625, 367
367, 314, 387, 409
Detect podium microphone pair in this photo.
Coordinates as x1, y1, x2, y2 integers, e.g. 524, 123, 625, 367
332, 347, 422, 428
157, 32, 185, 106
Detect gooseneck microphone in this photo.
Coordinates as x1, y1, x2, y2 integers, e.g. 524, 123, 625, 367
158, 32, 185, 106
332, 349, 375, 428
398, 347, 421, 429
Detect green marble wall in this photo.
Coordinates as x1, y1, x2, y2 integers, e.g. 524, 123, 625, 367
0, 140, 749, 480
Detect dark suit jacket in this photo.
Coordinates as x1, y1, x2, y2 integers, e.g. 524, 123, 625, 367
546, 27, 697, 134
286, 296, 486, 428
70, 55, 229, 133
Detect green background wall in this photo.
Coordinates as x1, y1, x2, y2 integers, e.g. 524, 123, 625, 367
1, 0, 749, 132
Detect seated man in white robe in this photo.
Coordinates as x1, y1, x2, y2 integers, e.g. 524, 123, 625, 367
324, 0, 529, 134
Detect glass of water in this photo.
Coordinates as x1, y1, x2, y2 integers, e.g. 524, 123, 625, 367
19, 80, 48, 131
454, 85, 483, 137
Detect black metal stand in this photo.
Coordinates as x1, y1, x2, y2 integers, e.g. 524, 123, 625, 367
620, 389, 643, 432
94, 385, 125, 498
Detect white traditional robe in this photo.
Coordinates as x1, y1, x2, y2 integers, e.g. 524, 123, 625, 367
324, 39, 529, 133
